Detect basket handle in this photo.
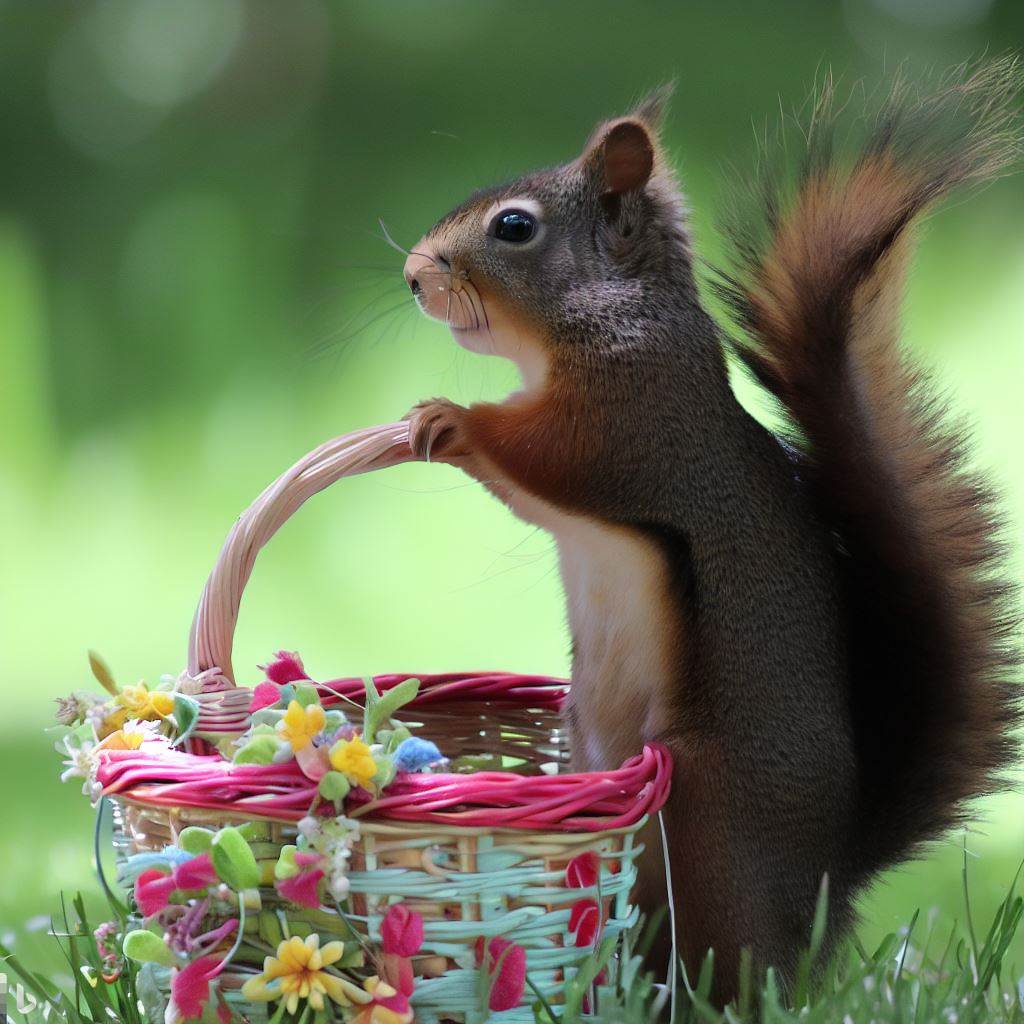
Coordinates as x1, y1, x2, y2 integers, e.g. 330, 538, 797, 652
188, 421, 415, 686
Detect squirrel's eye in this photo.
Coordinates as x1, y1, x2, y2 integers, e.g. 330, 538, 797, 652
492, 209, 536, 243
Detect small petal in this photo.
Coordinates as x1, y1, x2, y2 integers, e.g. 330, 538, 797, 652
381, 904, 425, 957
262, 651, 308, 685
277, 869, 324, 909
565, 851, 600, 889
170, 956, 218, 1020
249, 681, 281, 713
135, 869, 177, 918
173, 852, 218, 891
569, 899, 601, 947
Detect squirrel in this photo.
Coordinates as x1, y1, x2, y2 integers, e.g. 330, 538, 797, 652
398, 61, 1022, 1003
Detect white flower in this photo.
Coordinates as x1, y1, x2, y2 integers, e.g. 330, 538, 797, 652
59, 734, 99, 799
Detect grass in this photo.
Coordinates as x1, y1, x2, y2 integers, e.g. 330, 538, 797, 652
2, 795, 1022, 1023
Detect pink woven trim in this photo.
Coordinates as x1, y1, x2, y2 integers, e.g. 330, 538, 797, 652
317, 671, 568, 710
96, 742, 671, 833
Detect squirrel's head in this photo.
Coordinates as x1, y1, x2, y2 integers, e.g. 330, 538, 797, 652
403, 86, 691, 383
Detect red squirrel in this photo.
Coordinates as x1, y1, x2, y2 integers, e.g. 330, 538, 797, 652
399, 63, 1022, 1002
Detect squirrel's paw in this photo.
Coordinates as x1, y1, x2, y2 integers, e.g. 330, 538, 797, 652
403, 398, 470, 462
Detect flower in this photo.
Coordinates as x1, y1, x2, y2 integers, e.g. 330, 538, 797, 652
170, 955, 219, 1020
174, 852, 219, 891
55, 691, 102, 727
277, 700, 326, 753
240, 934, 368, 1015
261, 650, 309, 685
393, 737, 445, 773
475, 936, 527, 1012
328, 734, 378, 790
351, 976, 414, 1024
134, 853, 219, 918
569, 899, 601, 947
381, 904, 424, 958
108, 683, 175, 730
58, 733, 98, 797
566, 851, 600, 889
135, 869, 178, 918
97, 720, 159, 751
276, 852, 326, 909
248, 681, 281, 714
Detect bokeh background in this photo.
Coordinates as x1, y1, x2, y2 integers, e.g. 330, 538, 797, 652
2, 0, 1022, 982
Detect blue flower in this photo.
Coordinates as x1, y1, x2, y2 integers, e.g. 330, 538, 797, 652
394, 737, 445, 773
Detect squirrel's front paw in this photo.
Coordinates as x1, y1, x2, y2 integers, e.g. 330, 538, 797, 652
403, 398, 470, 461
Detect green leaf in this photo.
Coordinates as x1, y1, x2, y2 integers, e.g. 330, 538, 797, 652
171, 693, 201, 746
123, 929, 175, 967
293, 683, 321, 708
318, 770, 351, 803
233, 734, 283, 765
177, 826, 215, 854
363, 677, 419, 743
211, 826, 262, 890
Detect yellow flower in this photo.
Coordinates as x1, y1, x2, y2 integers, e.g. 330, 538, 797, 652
277, 700, 326, 753
102, 684, 174, 735
240, 934, 369, 1015
98, 728, 146, 751
352, 977, 414, 1024
329, 734, 378, 790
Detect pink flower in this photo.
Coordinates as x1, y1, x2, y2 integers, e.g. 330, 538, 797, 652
569, 899, 601, 947
382, 904, 425, 957
566, 851, 600, 889
261, 651, 309, 685
382, 951, 415, 997
170, 955, 219, 1020
175, 852, 218, 891
475, 936, 527, 1012
276, 864, 325, 909
248, 681, 281, 713
135, 854, 220, 918
135, 869, 177, 918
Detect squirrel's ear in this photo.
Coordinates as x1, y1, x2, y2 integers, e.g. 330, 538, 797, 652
631, 81, 675, 132
581, 118, 656, 195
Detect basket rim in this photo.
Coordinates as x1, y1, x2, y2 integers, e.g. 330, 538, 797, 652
97, 670, 673, 833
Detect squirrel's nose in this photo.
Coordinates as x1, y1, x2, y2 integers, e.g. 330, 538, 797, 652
404, 248, 450, 298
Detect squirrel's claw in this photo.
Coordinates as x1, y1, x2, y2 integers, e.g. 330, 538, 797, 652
404, 398, 470, 462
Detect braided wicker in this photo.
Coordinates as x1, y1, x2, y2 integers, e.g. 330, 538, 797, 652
96, 422, 672, 1023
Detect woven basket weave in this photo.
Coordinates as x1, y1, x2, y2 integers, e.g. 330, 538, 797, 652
95, 422, 672, 1023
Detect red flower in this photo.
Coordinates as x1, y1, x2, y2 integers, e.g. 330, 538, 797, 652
171, 955, 219, 1020
135, 869, 177, 918
475, 936, 527, 1012
261, 651, 309, 685
383, 951, 415, 997
248, 681, 281, 713
276, 868, 324, 909
382, 904, 425, 957
565, 851, 600, 889
175, 852, 218, 891
135, 854, 220, 918
569, 899, 601, 947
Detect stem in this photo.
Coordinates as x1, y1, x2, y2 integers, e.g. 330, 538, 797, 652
94, 797, 129, 918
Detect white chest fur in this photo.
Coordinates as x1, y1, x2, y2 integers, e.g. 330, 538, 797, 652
480, 470, 678, 771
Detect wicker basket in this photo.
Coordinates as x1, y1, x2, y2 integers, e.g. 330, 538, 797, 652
94, 422, 672, 1024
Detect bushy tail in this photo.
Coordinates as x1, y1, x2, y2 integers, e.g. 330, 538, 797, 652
716, 58, 1023, 878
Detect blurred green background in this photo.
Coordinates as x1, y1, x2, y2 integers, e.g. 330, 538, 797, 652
1, 0, 1022, 983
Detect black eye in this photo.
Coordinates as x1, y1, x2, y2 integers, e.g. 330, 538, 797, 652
492, 209, 536, 243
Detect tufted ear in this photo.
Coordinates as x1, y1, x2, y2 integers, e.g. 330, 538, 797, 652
580, 118, 656, 195
632, 81, 675, 132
